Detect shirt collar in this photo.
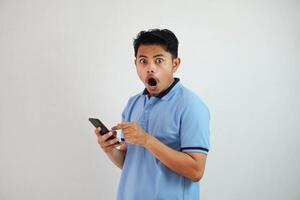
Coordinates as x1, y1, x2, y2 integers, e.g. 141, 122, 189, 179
143, 77, 180, 99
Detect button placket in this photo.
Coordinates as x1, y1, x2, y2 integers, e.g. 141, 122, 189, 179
144, 97, 159, 133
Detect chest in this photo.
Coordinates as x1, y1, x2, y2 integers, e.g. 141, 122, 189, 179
129, 97, 182, 148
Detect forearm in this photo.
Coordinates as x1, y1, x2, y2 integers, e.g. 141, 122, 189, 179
106, 148, 126, 169
144, 135, 205, 182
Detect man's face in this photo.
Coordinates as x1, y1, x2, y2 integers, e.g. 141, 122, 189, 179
135, 44, 180, 96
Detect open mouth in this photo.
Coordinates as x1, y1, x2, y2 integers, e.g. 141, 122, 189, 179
148, 77, 157, 86
146, 77, 159, 92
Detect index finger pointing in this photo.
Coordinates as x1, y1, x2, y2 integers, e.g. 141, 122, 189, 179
111, 124, 121, 131
112, 122, 130, 130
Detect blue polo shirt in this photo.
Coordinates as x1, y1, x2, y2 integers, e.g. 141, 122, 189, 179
117, 78, 210, 200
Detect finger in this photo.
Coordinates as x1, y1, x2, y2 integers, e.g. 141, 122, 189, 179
114, 122, 133, 130
123, 127, 135, 134
103, 138, 119, 147
101, 131, 114, 142
118, 122, 133, 129
109, 138, 119, 145
97, 127, 102, 132
114, 141, 125, 148
95, 127, 102, 135
103, 145, 115, 152
112, 130, 117, 137
119, 121, 132, 125
111, 125, 121, 131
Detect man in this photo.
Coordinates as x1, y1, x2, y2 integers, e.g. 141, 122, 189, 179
95, 29, 210, 199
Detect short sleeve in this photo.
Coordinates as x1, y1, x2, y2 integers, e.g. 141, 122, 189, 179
121, 107, 127, 121
179, 98, 210, 155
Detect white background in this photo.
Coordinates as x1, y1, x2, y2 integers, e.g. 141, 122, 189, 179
0, 0, 299, 199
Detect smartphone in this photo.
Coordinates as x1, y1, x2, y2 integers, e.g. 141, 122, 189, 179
88, 118, 119, 143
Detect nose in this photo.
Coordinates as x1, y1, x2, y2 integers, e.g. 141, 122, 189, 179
146, 62, 156, 74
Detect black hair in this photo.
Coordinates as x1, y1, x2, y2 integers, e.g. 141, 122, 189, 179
133, 29, 179, 59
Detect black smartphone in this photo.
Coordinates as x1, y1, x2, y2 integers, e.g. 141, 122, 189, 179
88, 118, 119, 143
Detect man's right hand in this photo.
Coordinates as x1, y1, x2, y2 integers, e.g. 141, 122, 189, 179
95, 127, 127, 153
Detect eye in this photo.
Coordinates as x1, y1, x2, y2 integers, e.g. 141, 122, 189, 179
139, 58, 147, 64
155, 58, 164, 64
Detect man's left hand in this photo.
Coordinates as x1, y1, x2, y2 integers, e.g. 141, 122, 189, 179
112, 122, 149, 146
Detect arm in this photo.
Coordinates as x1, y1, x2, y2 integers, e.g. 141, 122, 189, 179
105, 147, 126, 169
144, 134, 207, 182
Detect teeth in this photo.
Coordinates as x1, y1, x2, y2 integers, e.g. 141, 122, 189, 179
148, 78, 157, 86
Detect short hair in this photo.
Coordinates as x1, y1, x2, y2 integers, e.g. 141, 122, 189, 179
133, 29, 179, 59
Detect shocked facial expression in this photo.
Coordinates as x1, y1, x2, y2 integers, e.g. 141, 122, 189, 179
135, 44, 181, 96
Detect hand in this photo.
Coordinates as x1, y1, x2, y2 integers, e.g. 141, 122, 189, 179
94, 128, 127, 153
112, 122, 149, 146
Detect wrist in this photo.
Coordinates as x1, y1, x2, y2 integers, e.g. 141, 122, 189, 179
143, 133, 153, 149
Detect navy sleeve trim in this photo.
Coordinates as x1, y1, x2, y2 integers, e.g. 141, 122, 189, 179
180, 147, 209, 153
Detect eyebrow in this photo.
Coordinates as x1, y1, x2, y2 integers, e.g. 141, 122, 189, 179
153, 54, 164, 58
138, 54, 165, 58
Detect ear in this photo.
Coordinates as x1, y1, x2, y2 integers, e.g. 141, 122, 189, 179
134, 58, 137, 66
172, 57, 181, 73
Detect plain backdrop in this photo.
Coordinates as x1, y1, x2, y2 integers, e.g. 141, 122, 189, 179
0, 0, 299, 199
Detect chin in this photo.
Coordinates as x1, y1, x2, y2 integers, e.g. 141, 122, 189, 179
147, 89, 159, 96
